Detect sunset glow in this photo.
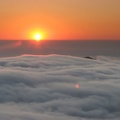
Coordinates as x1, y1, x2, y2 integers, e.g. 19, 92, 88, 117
0, 0, 120, 40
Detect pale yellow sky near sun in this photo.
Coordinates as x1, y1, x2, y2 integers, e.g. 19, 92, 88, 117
0, 0, 120, 40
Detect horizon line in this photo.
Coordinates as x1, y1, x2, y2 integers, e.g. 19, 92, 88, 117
0, 39, 120, 41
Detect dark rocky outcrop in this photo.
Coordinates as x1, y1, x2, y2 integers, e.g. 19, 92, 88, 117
84, 56, 96, 60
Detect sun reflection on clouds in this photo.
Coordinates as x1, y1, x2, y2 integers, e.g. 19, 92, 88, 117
75, 84, 80, 89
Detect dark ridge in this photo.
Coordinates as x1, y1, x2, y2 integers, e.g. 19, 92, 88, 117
84, 56, 96, 60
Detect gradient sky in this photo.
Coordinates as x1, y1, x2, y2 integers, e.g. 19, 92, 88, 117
0, 0, 120, 40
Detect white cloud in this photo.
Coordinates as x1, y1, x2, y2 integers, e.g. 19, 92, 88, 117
0, 54, 120, 120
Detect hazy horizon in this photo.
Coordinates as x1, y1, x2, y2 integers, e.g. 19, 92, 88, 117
0, 40, 120, 58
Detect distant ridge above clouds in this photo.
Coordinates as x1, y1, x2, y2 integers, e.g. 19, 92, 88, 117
0, 54, 120, 120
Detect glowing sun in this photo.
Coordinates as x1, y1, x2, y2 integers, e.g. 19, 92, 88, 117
34, 34, 42, 41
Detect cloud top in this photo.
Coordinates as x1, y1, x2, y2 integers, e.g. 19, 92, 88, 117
0, 55, 120, 120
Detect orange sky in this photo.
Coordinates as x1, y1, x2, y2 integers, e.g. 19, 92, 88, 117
0, 0, 120, 40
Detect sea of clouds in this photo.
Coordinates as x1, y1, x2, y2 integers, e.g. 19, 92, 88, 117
0, 54, 120, 120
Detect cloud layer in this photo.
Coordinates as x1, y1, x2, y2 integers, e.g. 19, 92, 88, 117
0, 55, 120, 120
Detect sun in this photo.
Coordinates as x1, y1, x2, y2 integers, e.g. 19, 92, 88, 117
34, 34, 42, 41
